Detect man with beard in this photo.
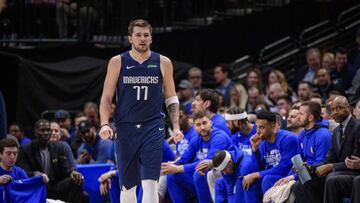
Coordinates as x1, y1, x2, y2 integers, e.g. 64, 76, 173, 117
242, 111, 297, 195
162, 111, 232, 203
286, 108, 303, 135
293, 96, 360, 202
77, 120, 112, 164
225, 106, 256, 155
212, 106, 258, 202
18, 119, 85, 203
315, 68, 344, 101
297, 81, 313, 102
275, 101, 331, 187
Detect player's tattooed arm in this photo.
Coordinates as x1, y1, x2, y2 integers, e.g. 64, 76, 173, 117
166, 103, 180, 129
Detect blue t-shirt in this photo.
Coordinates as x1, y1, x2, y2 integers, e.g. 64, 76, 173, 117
114, 51, 163, 124
176, 128, 232, 172
0, 166, 28, 181
3, 176, 46, 203
211, 114, 231, 135
231, 124, 256, 155
257, 129, 297, 178
77, 135, 113, 163
176, 126, 196, 156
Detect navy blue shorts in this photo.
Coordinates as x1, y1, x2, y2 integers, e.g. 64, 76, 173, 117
114, 119, 164, 189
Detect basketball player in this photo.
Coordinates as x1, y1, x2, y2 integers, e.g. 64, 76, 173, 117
99, 19, 183, 203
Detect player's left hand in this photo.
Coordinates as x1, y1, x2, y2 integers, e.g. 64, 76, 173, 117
196, 160, 213, 176
71, 171, 84, 185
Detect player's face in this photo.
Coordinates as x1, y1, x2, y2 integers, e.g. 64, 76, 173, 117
50, 122, 61, 141
255, 119, 274, 141
179, 110, 189, 132
194, 116, 212, 138
129, 26, 152, 53
298, 106, 310, 128
222, 160, 234, 175
0, 147, 18, 168
191, 96, 206, 114
287, 109, 300, 129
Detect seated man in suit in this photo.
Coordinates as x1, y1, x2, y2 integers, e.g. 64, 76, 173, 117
294, 96, 360, 202
18, 119, 86, 203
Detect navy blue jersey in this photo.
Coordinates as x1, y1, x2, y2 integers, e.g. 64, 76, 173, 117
114, 51, 163, 123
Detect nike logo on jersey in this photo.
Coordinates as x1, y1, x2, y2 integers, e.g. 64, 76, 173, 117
126, 65, 135, 69
159, 127, 164, 131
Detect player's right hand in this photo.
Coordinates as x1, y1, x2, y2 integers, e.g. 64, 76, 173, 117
250, 133, 261, 152
99, 125, 114, 139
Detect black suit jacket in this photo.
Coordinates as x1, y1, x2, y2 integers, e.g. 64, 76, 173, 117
17, 140, 73, 183
326, 117, 360, 171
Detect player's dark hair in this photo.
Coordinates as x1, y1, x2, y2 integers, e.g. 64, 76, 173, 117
197, 89, 219, 113
256, 111, 276, 124
0, 139, 18, 154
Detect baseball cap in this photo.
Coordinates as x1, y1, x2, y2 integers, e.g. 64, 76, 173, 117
78, 120, 93, 132
177, 80, 193, 89
54, 110, 70, 121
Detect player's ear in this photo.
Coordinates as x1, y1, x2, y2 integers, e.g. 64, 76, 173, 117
204, 100, 211, 109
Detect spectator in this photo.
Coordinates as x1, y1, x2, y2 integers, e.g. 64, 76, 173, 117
229, 83, 248, 110
266, 70, 294, 98
177, 80, 194, 115
50, 121, 76, 169
0, 138, 47, 184
246, 69, 263, 91
77, 120, 112, 164
54, 109, 73, 141
331, 47, 356, 90
214, 64, 235, 106
297, 81, 313, 102
188, 67, 203, 95
8, 123, 31, 145
295, 48, 321, 86
310, 93, 324, 105
83, 102, 100, 127
246, 86, 267, 113
70, 113, 88, 157
267, 83, 285, 112
314, 68, 344, 101
277, 95, 293, 119
242, 111, 297, 194
286, 108, 303, 135
321, 52, 335, 72
0, 138, 48, 201
17, 119, 86, 203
